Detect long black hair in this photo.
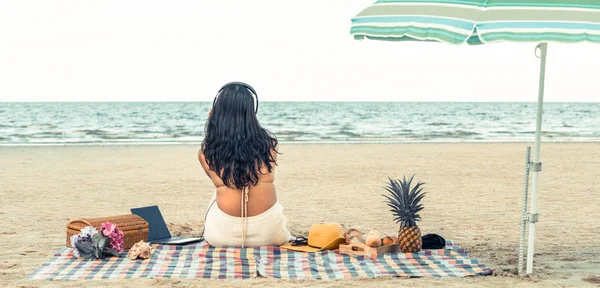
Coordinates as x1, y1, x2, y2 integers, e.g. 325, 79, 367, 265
201, 82, 278, 190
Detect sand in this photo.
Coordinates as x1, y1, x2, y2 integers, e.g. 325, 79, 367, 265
1, 143, 599, 287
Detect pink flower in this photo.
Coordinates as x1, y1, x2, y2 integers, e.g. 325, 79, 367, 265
101, 221, 124, 253
101, 222, 117, 237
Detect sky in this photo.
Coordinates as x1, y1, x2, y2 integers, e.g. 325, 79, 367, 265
0, 0, 598, 103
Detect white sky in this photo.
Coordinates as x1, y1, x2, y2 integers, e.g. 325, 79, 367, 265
0, 0, 598, 102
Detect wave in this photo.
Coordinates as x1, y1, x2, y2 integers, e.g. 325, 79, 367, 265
79, 129, 109, 135
429, 130, 480, 138
28, 132, 65, 137
276, 130, 313, 137
333, 130, 362, 137
3, 137, 600, 146
427, 122, 452, 126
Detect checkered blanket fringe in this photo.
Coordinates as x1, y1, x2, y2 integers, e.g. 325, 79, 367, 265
28, 240, 492, 280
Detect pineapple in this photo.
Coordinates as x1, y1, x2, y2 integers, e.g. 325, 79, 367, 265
383, 176, 425, 253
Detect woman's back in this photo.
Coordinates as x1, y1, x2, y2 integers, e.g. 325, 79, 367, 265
198, 150, 278, 217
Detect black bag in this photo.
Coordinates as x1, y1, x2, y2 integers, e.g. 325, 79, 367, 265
422, 234, 446, 249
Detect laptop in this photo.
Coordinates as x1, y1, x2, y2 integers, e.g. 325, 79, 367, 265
131, 205, 203, 245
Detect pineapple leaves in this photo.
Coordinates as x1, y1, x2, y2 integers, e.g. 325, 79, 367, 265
382, 175, 426, 228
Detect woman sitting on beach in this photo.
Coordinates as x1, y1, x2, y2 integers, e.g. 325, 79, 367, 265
198, 82, 292, 248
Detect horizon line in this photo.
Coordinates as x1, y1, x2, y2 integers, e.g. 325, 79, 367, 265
2, 100, 600, 104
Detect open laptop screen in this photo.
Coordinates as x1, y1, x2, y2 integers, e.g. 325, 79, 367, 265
131, 205, 171, 241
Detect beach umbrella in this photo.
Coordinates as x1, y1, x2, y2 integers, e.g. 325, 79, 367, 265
350, 0, 600, 275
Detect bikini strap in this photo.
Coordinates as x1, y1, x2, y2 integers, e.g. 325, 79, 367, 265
240, 186, 249, 248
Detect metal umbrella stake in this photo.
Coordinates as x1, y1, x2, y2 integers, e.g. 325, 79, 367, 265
350, 0, 600, 275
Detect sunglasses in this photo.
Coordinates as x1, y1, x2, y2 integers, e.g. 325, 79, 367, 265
290, 235, 308, 246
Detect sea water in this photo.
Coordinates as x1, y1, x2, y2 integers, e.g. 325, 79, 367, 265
0, 102, 599, 145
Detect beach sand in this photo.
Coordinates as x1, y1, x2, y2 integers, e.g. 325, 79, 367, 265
1, 143, 599, 287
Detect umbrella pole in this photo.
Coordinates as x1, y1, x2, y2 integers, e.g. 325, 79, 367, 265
518, 146, 531, 275
526, 42, 548, 275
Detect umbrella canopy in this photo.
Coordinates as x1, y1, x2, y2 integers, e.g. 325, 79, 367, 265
351, 0, 600, 44
350, 0, 600, 276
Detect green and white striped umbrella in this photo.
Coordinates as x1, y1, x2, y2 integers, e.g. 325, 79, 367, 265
350, 0, 600, 276
351, 0, 600, 44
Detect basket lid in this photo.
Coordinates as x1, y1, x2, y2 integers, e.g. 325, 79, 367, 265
67, 214, 148, 232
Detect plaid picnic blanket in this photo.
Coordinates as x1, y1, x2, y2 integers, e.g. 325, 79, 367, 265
28, 240, 492, 280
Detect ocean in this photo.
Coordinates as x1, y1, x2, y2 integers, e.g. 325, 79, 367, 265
0, 102, 599, 145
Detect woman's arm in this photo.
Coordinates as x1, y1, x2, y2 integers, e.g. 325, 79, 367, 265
198, 149, 226, 188
198, 149, 212, 178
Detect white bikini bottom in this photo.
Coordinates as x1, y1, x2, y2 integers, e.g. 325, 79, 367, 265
203, 192, 293, 248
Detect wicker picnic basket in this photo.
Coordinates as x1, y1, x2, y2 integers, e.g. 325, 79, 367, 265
66, 214, 149, 249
